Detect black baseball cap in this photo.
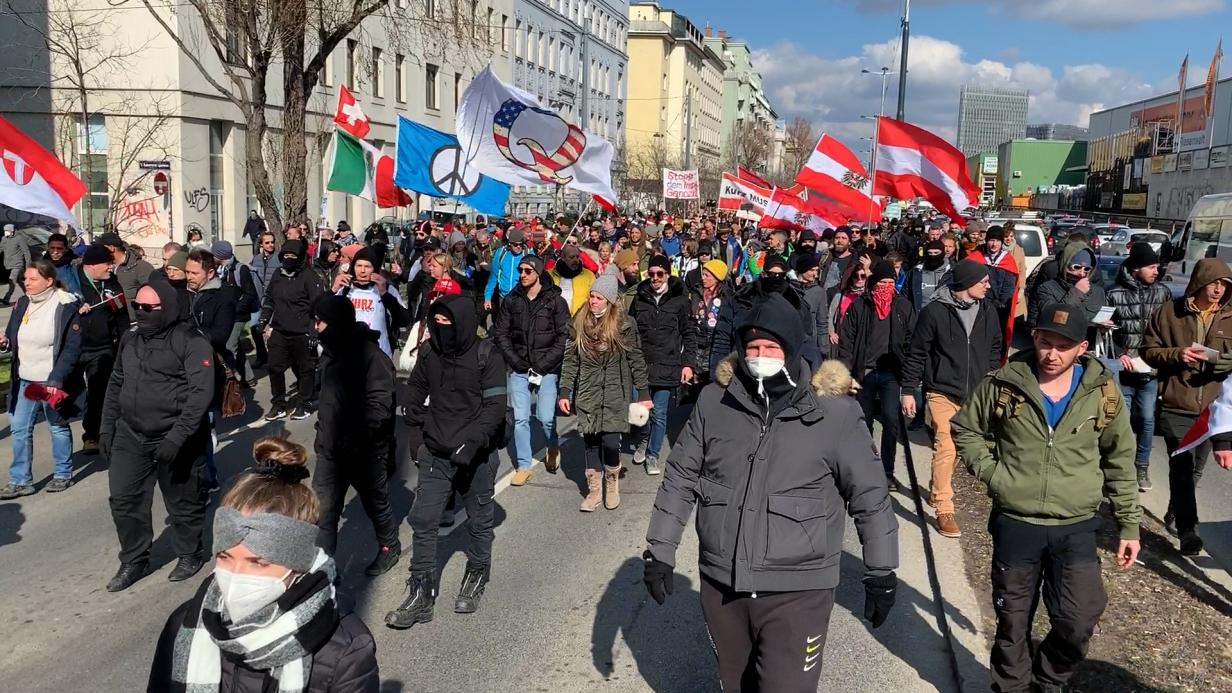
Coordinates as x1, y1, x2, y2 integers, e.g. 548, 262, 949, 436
1034, 303, 1089, 343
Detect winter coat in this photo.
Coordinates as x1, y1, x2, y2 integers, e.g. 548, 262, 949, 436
793, 278, 830, 360
242, 215, 266, 243
493, 277, 570, 374
249, 250, 280, 303
560, 315, 649, 434
836, 293, 915, 379
189, 278, 238, 364
484, 245, 532, 301
73, 266, 126, 353
691, 283, 734, 376
1105, 263, 1173, 358
219, 259, 260, 317
548, 266, 596, 317
646, 356, 899, 592
114, 250, 154, 322
1141, 257, 1232, 416
149, 600, 379, 693
709, 280, 820, 374
0, 232, 31, 271
101, 282, 214, 446
1028, 242, 1105, 327
628, 276, 699, 387
48, 251, 81, 295
903, 262, 952, 313
952, 351, 1140, 539
259, 267, 327, 335
4, 290, 82, 412
316, 327, 395, 456
899, 288, 1002, 402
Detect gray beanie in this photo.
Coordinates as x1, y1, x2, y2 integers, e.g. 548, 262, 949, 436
591, 272, 619, 305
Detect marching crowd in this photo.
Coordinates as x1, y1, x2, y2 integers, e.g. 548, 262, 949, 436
0, 207, 1229, 692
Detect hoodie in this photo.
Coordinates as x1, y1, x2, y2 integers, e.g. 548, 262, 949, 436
1028, 242, 1105, 327
259, 239, 326, 335
900, 286, 1002, 402
1142, 257, 1232, 415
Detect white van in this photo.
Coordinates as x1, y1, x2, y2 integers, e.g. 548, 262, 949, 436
1165, 193, 1232, 279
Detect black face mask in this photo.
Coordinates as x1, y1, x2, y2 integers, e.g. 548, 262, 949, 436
800, 243, 816, 254
281, 255, 300, 273
135, 311, 163, 337
557, 258, 582, 278
621, 270, 640, 286
760, 275, 787, 294
430, 321, 459, 355
923, 253, 945, 270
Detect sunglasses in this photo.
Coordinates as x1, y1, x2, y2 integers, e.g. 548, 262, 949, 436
1068, 264, 1091, 274
133, 302, 162, 313
518, 267, 537, 275
647, 270, 667, 278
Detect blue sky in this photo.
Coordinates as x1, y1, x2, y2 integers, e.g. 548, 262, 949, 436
657, 0, 1230, 142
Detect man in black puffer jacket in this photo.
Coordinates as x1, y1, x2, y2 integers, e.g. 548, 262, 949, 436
1106, 243, 1173, 490
73, 244, 127, 455
258, 239, 326, 420
629, 255, 699, 475
708, 254, 820, 374
493, 255, 570, 480
643, 293, 898, 692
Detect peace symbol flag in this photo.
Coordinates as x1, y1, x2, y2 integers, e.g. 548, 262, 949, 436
392, 116, 510, 217
0, 115, 86, 228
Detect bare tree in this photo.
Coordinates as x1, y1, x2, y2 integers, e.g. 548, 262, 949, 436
102, 94, 177, 227
779, 116, 815, 183
135, 0, 489, 231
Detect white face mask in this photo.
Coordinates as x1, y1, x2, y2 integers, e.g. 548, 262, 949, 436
214, 566, 292, 622
745, 356, 786, 379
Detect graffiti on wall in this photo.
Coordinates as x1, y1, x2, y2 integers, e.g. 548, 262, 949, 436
1155, 183, 1217, 219
184, 187, 210, 213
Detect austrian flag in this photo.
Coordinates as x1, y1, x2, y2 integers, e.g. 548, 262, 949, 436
794, 134, 880, 223
873, 116, 979, 223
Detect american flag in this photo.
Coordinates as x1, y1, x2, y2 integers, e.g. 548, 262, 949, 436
492, 98, 585, 185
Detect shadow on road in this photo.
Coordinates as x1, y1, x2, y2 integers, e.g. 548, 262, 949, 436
1068, 658, 1170, 693
1109, 510, 1232, 617
0, 501, 23, 547
591, 556, 715, 692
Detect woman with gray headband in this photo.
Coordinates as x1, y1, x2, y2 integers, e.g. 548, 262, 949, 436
148, 436, 380, 692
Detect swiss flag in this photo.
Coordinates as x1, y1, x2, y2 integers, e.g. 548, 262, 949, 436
335, 85, 371, 139
0, 116, 86, 227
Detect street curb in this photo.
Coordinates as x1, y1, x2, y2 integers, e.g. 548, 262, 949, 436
904, 436, 991, 693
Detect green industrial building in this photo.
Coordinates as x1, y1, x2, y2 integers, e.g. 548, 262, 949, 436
995, 139, 1087, 201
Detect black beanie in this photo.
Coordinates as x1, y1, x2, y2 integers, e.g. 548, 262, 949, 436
794, 253, 820, 275
1124, 241, 1160, 271
737, 293, 805, 366
82, 244, 112, 265
352, 246, 377, 269
764, 254, 790, 274
869, 260, 896, 285
924, 239, 945, 255
950, 259, 989, 291
648, 254, 671, 273
312, 293, 356, 326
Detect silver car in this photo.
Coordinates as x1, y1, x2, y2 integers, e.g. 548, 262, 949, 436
1102, 229, 1169, 257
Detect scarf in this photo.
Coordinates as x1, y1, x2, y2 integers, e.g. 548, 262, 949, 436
170, 550, 338, 693
872, 282, 895, 320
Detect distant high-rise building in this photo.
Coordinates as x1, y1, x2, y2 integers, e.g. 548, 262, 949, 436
1025, 123, 1090, 142
956, 85, 1029, 157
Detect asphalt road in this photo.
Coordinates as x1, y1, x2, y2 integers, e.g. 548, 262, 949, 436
0, 373, 965, 692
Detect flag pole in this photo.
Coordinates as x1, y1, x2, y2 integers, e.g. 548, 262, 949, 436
562, 197, 594, 246
868, 115, 882, 224
1177, 53, 1189, 151
1211, 39, 1223, 150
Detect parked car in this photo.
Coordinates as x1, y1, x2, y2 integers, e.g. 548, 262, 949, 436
1096, 253, 1123, 288
1010, 224, 1047, 278
1101, 229, 1169, 257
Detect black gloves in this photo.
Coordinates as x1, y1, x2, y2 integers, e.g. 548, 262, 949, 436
450, 441, 476, 466
642, 550, 675, 605
154, 439, 179, 465
863, 572, 897, 628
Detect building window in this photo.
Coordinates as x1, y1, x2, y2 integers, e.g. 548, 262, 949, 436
77, 114, 108, 231
322, 50, 334, 86
515, 20, 522, 58
209, 121, 228, 241
454, 72, 463, 112
502, 14, 509, 51
346, 39, 357, 88
487, 8, 494, 43
425, 63, 439, 110
548, 38, 555, 71
372, 47, 384, 97
395, 54, 406, 102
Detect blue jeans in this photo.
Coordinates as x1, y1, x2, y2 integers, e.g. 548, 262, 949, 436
509, 371, 559, 470
1120, 374, 1157, 469
645, 387, 674, 459
9, 379, 73, 485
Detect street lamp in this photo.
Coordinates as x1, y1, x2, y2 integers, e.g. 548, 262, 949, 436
860, 67, 896, 222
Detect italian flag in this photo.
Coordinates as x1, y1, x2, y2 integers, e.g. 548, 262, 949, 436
326, 128, 413, 208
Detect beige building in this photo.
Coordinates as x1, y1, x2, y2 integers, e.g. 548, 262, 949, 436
0, 0, 514, 252
625, 2, 724, 189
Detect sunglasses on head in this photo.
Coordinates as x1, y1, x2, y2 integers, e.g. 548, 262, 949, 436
134, 302, 162, 313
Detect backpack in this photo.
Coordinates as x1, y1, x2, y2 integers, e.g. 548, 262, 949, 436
990, 376, 1121, 433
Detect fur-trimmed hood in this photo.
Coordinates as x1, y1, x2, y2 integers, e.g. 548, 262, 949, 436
713, 353, 853, 397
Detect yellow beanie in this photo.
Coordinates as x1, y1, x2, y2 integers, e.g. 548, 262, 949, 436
703, 259, 729, 282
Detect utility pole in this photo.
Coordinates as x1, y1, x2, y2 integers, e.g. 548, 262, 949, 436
683, 88, 693, 169
896, 0, 910, 120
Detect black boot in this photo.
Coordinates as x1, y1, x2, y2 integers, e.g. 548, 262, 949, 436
106, 562, 150, 592
168, 555, 206, 582
365, 543, 402, 577
454, 563, 488, 614
385, 572, 435, 630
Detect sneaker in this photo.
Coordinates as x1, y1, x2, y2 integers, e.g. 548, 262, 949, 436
0, 483, 36, 500
264, 408, 288, 421
632, 441, 648, 465
644, 455, 662, 476
45, 477, 74, 493
168, 555, 206, 582
81, 438, 100, 455
106, 562, 150, 592
1180, 530, 1204, 556
385, 573, 436, 630
1137, 468, 1153, 492
365, 544, 402, 576
936, 513, 962, 538
454, 564, 488, 614
510, 469, 534, 486
290, 408, 311, 421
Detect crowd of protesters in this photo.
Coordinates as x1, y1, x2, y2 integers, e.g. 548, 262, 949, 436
3, 205, 1230, 693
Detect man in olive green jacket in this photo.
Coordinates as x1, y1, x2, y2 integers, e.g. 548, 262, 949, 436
953, 302, 1140, 693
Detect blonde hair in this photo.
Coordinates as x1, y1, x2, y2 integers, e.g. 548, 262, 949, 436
573, 296, 630, 356
221, 436, 319, 523
431, 252, 454, 274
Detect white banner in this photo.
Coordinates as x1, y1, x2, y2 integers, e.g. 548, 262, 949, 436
662, 169, 700, 199
717, 172, 772, 214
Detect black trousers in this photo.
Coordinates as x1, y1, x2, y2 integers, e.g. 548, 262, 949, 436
858, 367, 901, 476
79, 348, 115, 441
699, 574, 836, 693
107, 421, 208, 565
314, 443, 400, 553
408, 447, 498, 579
267, 330, 317, 410
583, 432, 621, 471
989, 513, 1106, 693
1158, 411, 1201, 535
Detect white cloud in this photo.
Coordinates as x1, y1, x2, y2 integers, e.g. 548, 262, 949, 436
753, 35, 1158, 147
843, 0, 1225, 27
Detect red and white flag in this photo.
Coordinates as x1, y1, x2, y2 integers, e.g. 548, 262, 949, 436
758, 187, 845, 233
0, 116, 86, 227
335, 85, 372, 140
873, 116, 979, 223
1175, 377, 1232, 456
718, 172, 773, 215
737, 165, 773, 190
794, 133, 881, 223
